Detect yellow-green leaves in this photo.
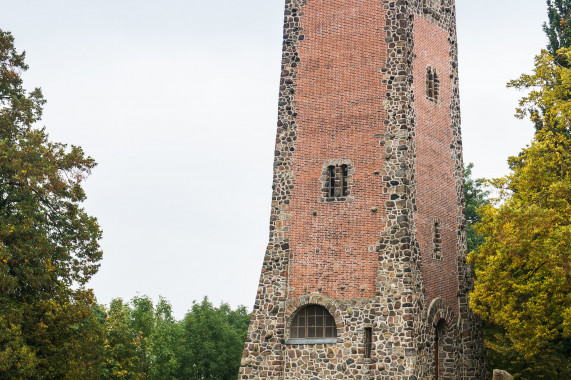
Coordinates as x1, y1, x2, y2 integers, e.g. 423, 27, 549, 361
470, 48, 571, 378
0, 29, 103, 379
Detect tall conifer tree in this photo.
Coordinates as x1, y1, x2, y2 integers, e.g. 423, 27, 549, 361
544, 0, 571, 55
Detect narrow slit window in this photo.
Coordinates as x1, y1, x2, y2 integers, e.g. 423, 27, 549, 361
432, 217, 443, 260
364, 327, 372, 358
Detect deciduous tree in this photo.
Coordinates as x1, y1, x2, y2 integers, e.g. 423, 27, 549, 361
469, 47, 571, 378
176, 298, 250, 380
463, 163, 489, 254
0, 29, 103, 379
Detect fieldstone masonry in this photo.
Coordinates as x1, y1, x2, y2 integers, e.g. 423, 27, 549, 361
239, 0, 487, 379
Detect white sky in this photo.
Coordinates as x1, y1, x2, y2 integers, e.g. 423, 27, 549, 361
1, 0, 548, 318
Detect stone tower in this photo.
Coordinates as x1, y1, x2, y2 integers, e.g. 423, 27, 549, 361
239, 0, 487, 379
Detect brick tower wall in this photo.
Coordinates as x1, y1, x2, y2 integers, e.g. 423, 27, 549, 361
412, 9, 459, 317
410, 1, 488, 379
239, 1, 487, 379
287, 0, 387, 300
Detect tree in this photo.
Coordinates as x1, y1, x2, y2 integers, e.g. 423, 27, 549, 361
147, 297, 180, 380
127, 295, 180, 380
100, 299, 145, 380
176, 298, 250, 380
469, 48, 571, 378
544, 0, 571, 56
0, 29, 104, 378
463, 163, 489, 254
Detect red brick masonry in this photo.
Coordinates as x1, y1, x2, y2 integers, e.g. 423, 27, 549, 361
288, 0, 388, 300
413, 15, 459, 316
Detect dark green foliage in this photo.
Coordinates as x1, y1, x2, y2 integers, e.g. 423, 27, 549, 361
544, 0, 571, 55
99, 296, 249, 380
484, 323, 571, 379
148, 298, 180, 380
176, 298, 250, 380
463, 163, 489, 254
537, 1, 571, 131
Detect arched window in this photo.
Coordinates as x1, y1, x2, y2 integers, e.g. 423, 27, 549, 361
290, 305, 337, 340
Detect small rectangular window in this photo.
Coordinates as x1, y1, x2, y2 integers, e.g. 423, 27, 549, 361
364, 327, 372, 358
323, 162, 352, 200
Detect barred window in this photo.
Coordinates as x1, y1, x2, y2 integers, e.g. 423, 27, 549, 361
328, 165, 336, 197
426, 66, 440, 102
327, 164, 349, 198
432, 217, 443, 260
290, 305, 336, 339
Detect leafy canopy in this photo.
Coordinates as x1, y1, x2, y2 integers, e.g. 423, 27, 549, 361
544, 0, 571, 56
469, 47, 571, 377
0, 29, 103, 379
463, 163, 489, 254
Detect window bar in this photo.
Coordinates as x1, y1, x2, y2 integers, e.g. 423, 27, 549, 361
329, 166, 336, 197
342, 165, 348, 196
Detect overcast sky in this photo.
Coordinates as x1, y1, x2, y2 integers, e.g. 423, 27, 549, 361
1, 0, 548, 318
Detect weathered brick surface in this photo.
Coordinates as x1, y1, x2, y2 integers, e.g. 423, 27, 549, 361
288, 0, 387, 300
239, 1, 487, 379
413, 15, 459, 317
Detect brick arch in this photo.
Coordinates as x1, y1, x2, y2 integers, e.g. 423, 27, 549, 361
427, 297, 456, 330
284, 295, 344, 340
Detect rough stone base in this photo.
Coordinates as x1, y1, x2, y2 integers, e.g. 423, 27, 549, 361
492, 369, 513, 380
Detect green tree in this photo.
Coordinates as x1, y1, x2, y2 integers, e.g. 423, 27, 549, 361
469, 48, 571, 378
0, 29, 104, 379
130, 296, 154, 376
128, 295, 180, 379
101, 299, 145, 380
176, 298, 250, 380
100, 296, 180, 380
544, 0, 571, 56
148, 298, 180, 380
463, 163, 489, 254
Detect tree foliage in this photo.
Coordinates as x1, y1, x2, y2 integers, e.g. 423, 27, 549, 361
176, 298, 250, 380
99, 296, 249, 380
0, 29, 251, 380
0, 29, 104, 379
463, 163, 489, 254
544, 0, 571, 56
469, 48, 571, 378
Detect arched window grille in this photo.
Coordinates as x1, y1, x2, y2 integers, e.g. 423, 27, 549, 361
290, 305, 337, 340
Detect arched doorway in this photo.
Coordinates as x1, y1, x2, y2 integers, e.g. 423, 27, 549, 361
434, 319, 447, 380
